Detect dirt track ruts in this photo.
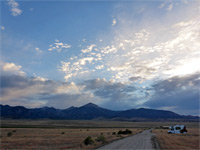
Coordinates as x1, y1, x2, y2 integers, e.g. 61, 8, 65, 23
97, 129, 159, 150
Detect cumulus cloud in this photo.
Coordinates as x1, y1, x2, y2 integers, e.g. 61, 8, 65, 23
7, 0, 22, 16
95, 65, 104, 70
59, 1, 200, 91
60, 16, 199, 83
0, 61, 26, 76
0, 63, 96, 109
81, 44, 96, 53
48, 39, 71, 52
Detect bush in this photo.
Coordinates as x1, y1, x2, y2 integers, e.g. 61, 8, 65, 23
125, 129, 132, 134
7, 132, 13, 137
83, 136, 94, 145
61, 132, 65, 134
96, 135, 106, 143
118, 129, 132, 135
112, 132, 116, 135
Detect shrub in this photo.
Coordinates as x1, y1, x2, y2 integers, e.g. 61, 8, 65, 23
7, 132, 13, 137
96, 135, 106, 143
125, 129, 132, 134
61, 132, 65, 134
83, 136, 94, 145
112, 132, 116, 135
118, 129, 132, 135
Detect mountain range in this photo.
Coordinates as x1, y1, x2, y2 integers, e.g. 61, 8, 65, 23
0, 103, 199, 121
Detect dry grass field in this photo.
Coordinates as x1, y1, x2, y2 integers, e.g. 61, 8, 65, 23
0, 120, 146, 150
0, 120, 199, 150
0, 128, 143, 149
153, 128, 200, 150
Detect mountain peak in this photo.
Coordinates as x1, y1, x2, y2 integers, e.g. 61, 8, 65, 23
82, 103, 99, 108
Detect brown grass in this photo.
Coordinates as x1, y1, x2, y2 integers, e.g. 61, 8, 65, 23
1, 120, 199, 149
0, 128, 143, 150
153, 128, 200, 150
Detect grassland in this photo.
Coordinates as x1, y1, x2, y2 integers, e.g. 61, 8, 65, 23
1, 127, 145, 149
0, 120, 199, 149
153, 127, 200, 149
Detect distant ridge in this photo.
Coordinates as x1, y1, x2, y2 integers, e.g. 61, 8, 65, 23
0, 103, 199, 121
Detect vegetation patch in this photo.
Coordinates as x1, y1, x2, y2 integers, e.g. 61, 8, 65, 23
7, 132, 13, 137
118, 129, 132, 135
83, 136, 94, 145
96, 135, 106, 143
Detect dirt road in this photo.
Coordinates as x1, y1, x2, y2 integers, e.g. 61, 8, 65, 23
97, 129, 159, 150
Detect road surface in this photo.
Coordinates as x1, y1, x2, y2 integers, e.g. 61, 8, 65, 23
97, 129, 159, 150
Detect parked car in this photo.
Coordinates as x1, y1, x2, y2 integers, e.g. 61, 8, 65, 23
168, 125, 187, 134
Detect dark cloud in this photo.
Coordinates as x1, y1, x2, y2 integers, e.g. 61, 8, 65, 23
1, 71, 199, 115
83, 79, 137, 110
144, 72, 200, 115
0, 75, 55, 89
44, 93, 95, 109
1, 75, 30, 88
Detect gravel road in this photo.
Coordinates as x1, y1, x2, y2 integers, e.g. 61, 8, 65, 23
97, 129, 159, 150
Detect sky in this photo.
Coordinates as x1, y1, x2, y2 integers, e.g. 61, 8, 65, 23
0, 0, 200, 116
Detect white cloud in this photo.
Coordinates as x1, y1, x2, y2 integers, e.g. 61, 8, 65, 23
79, 57, 94, 65
1, 26, 5, 30
48, 40, 71, 52
35, 47, 42, 54
112, 18, 117, 26
95, 65, 104, 70
81, 44, 96, 53
7, 0, 22, 16
1, 61, 26, 76
59, 1, 199, 84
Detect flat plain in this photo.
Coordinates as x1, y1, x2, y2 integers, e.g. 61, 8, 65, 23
153, 127, 199, 150
0, 120, 199, 150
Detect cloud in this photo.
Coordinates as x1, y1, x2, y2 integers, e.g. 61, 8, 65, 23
82, 78, 137, 110
144, 73, 200, 115
112, 18, 117, 26
1, 26, 5, 30
35, 47, 42, 54
48, 39, 71, 52
0, 61, 26, 76
79, 57, 94, 65
59, 0, 199, 86
81, 44, 96, 53
0, 64, 93, 109
95, 65, 104, 70
7, 0, 22, 16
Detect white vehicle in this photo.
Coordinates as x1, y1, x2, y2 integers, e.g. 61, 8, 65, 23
168, 125, 187, 134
